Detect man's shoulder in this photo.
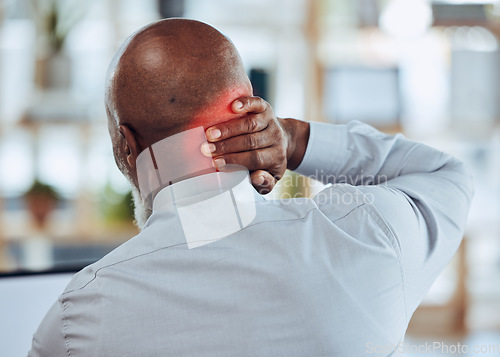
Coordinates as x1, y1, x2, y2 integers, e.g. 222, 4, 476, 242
61, 232, 150, 294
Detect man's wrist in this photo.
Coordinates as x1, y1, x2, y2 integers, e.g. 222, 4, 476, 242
279, 118, 310, 171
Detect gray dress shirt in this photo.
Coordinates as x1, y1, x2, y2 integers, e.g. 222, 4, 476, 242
29, 121, 473, 356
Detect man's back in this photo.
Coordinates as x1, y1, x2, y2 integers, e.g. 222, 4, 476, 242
33, 187, 403, 356
31, 121, 473, 356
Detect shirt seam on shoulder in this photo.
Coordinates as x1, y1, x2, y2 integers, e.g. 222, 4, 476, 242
331, 203, 366, 223
60, 298, 72, 357
314, 184, 365, 222
66, 207, 319, 293
243, 206, 317, 229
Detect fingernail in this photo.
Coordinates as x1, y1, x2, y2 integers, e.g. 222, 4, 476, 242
213, 158, 225, 169
201, 142, 216, 156
206, 128, 221, 141
252, 176, 265, 186
234, 100, 243, 110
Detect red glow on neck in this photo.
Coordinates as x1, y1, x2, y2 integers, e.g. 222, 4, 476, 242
191, 86, 253, 130
137, 85, 253, 196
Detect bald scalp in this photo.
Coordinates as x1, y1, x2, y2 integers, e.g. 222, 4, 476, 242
106, 19, 252, 149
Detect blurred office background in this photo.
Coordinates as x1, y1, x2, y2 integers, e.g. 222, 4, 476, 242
0, 0, 499, 355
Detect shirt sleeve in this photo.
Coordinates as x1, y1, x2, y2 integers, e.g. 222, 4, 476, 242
296, 120, 474, 314
29, 300, 68, 357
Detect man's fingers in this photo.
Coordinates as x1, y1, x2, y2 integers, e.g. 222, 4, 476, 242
202, 132, 274, 157
231, 96, 268, 114
216, 149, 269, 172
206, 114, 269, 142
203, 96, 285, 195
214, 149, 285, 180
206, 96, 272, 142
250, 170, 276, 194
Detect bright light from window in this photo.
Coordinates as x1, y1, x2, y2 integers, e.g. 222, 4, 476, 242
433, 0, 498, 3
380, 0, 433, 39
38, 126, 81, 198
0, 130, 34, 196
448, 26, 498, 52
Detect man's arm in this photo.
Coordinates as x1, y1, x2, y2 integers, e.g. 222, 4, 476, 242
207, 98, 474, 314
296, 121, 473, 312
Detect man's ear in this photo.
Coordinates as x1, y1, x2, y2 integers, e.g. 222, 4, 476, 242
118, 124, 141, 169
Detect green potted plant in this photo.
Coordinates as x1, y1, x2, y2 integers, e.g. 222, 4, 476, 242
31, 0, 84, 89
24, 180, 60, 230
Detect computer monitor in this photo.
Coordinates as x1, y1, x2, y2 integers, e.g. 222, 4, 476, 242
323, 66, 401, 127
0, 270, 75, 356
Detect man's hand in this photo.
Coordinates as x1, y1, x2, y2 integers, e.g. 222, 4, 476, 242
203, 97, 309, 194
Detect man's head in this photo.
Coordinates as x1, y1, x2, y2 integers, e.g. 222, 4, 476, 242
105, 18, 252, 188
105, 19, 253, 227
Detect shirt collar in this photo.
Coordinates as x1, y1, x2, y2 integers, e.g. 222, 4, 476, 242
152, 168, 260, 249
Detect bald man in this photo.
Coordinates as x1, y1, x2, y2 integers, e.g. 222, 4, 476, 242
29, 19, 473, 356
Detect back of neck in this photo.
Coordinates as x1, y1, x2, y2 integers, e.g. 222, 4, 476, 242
136, 127, 216, 209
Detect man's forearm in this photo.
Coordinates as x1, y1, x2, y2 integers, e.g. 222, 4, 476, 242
294, 120, 473, 239
294, 121, 469, 188
279, 118, 310, 171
